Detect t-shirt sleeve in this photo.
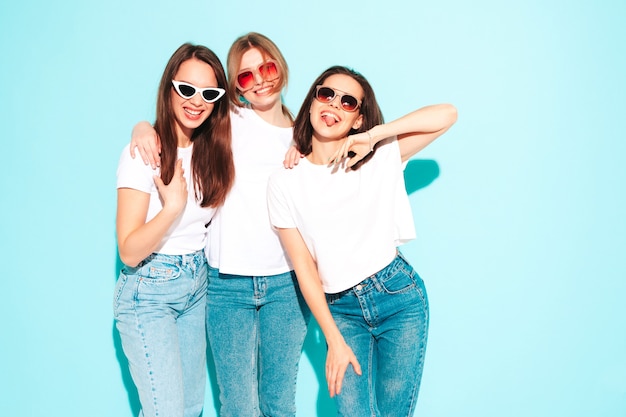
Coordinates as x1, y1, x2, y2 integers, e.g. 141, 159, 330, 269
116, 144, 156, 193
266, 173, 296, 229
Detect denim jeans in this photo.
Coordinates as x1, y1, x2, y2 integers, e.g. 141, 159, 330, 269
327, 252, 429, 417
113, 250, 208, 417
206, 269, 311, 417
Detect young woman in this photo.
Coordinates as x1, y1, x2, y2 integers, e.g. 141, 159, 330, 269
114, 43, 233, 417
129, 33, 310, 417
267, 66, 457, 416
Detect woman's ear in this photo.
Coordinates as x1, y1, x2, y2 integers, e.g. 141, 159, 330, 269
352, 114, 363, 130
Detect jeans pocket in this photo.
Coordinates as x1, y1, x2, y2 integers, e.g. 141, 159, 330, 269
131, 259, 185, 305
139, 259, 183, 283
380, 268, 416, 295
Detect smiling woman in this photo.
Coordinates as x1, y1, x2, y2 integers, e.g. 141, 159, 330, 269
113, 43, 233, 417
167, 59, 224, 145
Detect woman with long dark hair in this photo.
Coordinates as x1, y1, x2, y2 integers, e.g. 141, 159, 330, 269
114, 43, 233, 417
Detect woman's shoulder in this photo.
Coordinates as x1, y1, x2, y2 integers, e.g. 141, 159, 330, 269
269, 161, 306, 188
230, 104, 253, 119
117, 144, 158, 175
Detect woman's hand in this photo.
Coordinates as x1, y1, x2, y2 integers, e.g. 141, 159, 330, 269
273, 226, 362, 396
283, 145, 304, 169
130, 121, 162, 169
153, 159, 187, 216
325, 339, 362, 397
329, 131, 372, 168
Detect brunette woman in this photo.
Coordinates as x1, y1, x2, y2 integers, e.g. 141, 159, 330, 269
267, 65, 457, 417
114, 43, 233, 417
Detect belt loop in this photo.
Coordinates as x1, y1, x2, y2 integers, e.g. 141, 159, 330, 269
370, 272, 383, 292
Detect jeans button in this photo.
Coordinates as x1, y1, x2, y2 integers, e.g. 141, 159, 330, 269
355, 284, 363, 291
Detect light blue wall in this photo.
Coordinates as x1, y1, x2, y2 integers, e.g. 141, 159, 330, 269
1, 1, 625, 416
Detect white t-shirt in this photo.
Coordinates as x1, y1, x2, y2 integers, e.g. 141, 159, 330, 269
117, 143, 215, 255
267, 137, 416, 293
207, 106, 294, 275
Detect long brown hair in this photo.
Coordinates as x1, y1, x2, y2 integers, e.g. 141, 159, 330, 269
226, 32, 293, 121
154, 43, 234, 207
293, 66, 384, 168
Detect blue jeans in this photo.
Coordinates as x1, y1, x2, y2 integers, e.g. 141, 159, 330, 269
113, 250, 208, 417
206, 269, 311, 417
327, 252, 429, 417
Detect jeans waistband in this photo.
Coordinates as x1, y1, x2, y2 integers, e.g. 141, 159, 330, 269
134, 249, 206, 269
328, 251, 408, 299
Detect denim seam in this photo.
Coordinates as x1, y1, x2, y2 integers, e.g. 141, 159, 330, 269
132, 299, 159, 415
367, 335, 376, 417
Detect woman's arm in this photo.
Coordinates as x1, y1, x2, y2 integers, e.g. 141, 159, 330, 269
130, 121, 162, 169
117, 159, 188, 267
276, 227, 362, 397
388, 103, 457, 162
332, 103, 458, 167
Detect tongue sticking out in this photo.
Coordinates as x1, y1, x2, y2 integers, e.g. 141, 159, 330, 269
322, 114, 337, 127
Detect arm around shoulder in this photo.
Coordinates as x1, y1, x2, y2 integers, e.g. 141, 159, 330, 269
130, 121, 162, 168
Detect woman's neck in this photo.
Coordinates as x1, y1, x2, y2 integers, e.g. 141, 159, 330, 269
175, 124, 193, 148
177, 132, 192, 148
307, 135, 343, 165
252, 100, 292, 128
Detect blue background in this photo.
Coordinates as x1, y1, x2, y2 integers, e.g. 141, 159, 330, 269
1, 1, 625, 416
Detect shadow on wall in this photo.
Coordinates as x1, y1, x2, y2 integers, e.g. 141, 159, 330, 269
404, 159, 440, 195
301, 158, 440, 416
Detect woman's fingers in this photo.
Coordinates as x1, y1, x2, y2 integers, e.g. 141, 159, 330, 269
325, 345, 362, 397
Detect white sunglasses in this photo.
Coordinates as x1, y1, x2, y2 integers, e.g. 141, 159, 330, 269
171, 80, 226, 103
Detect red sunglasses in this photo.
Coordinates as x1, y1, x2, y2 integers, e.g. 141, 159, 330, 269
236, 60, 280, 91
